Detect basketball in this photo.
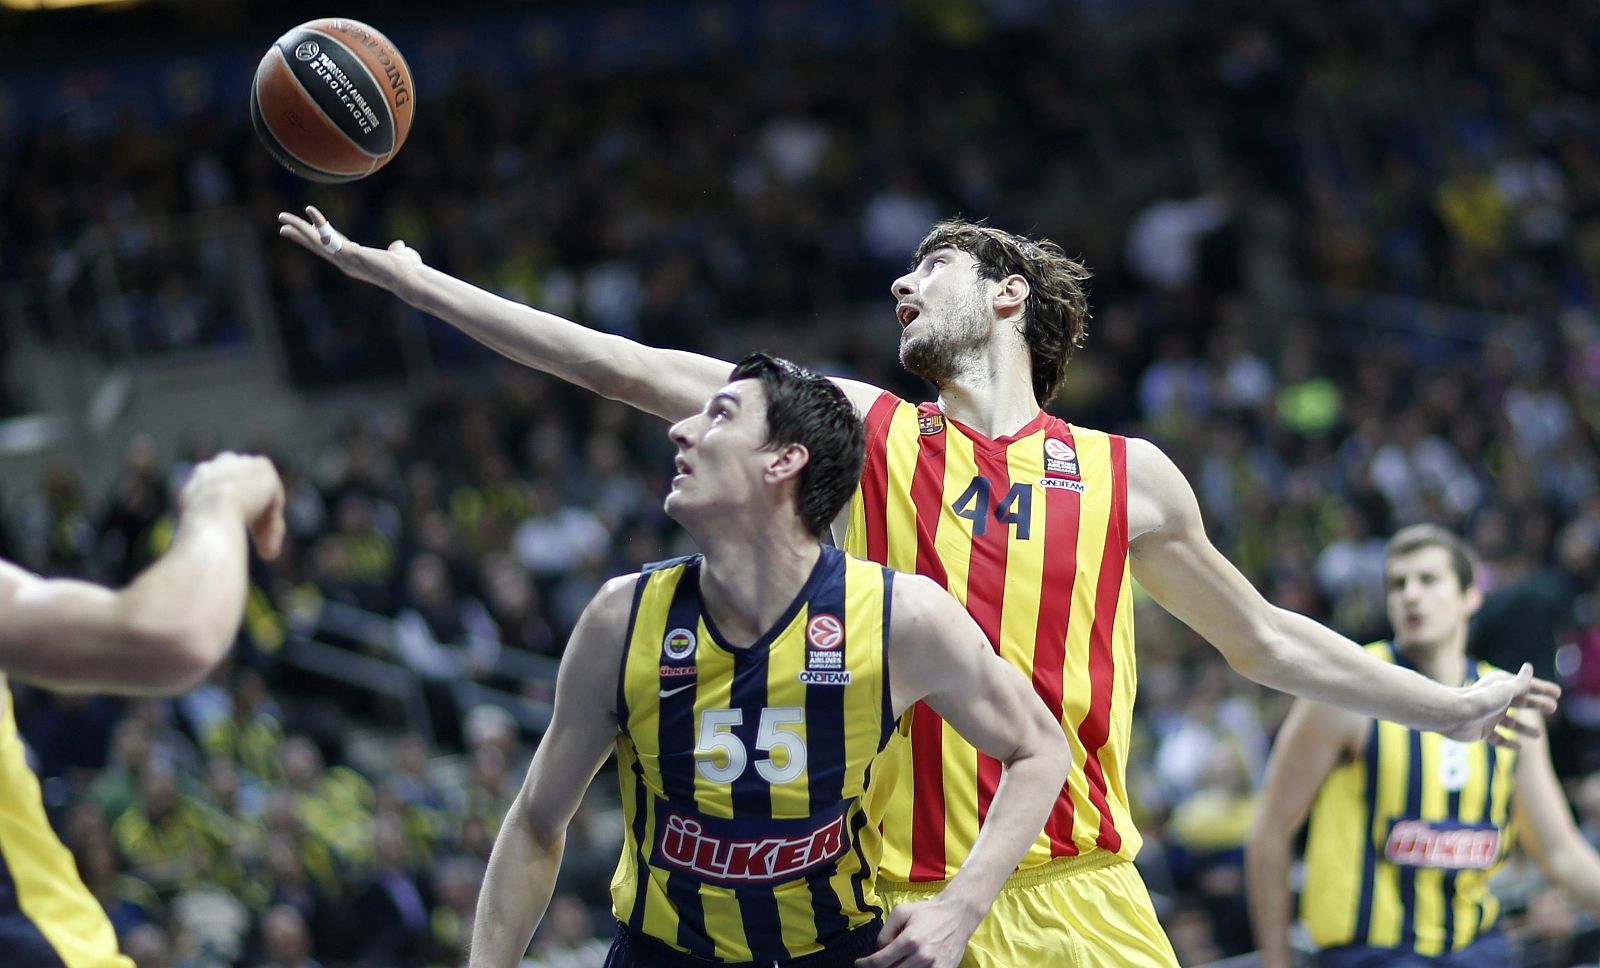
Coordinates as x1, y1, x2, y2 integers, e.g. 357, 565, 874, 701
250, 18, 414, 183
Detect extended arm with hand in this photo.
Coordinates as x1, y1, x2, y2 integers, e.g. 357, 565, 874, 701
1125, 438, 1559, 743
279, 207, 732, 421
277, 207, 889, 419
0, 453, 284, 695
856, 575, 1072, 968
468, 578, 629, 967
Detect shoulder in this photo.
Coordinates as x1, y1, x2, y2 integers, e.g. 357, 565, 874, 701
886, 572, 968, 643
1121, 436, 1199, 541
572, 573, 647, 643
833, 380, 898, 424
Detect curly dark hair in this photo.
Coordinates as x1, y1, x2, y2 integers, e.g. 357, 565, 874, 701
912, 219, 1092, 404
728, 353, 864, 537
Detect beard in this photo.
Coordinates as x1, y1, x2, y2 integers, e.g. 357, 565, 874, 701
899, 293, 989, 388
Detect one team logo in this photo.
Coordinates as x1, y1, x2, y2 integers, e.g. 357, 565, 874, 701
1044, 437, 1080, 478
918, 412, 945, 436
663, 627, 696, 661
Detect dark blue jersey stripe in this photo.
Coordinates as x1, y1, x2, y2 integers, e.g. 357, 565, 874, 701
1396, 727, 1426, 951
626, 755, 652, 932
879, 567, 895, 750
726, 608, 786, 961
803, 549, 850, 946
656, 560, 714, 959
617, 573, 652, 743
1353, 720, 1381, 943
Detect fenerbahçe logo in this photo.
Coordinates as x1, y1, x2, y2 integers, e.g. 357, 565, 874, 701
801, 613, 850, 685
663, 627, 696, 661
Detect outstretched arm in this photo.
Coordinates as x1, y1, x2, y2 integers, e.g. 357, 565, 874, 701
469, 576, 630, 967
858, 574, 1071, 968
278, 207, 886, 420
1245, 698, 1366, 968
0, 453, 284, 695
1125, 437, 1558, 742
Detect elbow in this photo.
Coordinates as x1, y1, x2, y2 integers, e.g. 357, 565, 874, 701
124, 612, 230, 694
1222, 613, 1297, 687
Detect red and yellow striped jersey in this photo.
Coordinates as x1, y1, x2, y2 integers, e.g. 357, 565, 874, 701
845, 392, 1138, 883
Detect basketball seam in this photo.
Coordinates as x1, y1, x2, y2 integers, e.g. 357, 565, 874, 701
267, 44, 385, 168
301, 28, 398, 154
256, 52, 358, 176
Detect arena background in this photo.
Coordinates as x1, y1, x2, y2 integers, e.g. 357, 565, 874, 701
1, 0, 1598, 964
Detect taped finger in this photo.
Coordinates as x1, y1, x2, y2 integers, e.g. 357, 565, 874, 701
318, 222, 344, 254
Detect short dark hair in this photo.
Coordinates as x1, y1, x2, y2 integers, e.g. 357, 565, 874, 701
729, 353, 864, 537
1385, 524, 1478, 591
912, 219, 1092, 404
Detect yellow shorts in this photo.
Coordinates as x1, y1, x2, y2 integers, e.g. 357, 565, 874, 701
878, 855, 1179, 968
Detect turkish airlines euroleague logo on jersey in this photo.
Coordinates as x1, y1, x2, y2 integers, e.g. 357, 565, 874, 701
1043, 438, 1080, 478
654, 803, 849, 886
803, 614, 848, 682
1384, 819, 1500, 870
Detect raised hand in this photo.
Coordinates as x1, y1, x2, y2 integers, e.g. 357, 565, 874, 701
276, 205, 423, 290
1445, 663, 1561, 749
178, 452, 286, 560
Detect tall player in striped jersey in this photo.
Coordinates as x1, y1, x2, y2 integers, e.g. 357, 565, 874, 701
0, 453, 284, 968
281, 208, 1559, 966
470, 354, 1069, 968
1247, 525, 1600, 968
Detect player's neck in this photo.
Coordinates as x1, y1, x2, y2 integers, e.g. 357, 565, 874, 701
934, 354, 1041, 439
1397, 636, 1468, 685
695, 528, 822, 649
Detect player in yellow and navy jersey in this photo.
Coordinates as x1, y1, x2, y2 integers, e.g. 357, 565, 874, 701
1248, 525, 1600, 967
468, 355, 1069, 968
286, 207, 1559, 968
0, 453, 283, 968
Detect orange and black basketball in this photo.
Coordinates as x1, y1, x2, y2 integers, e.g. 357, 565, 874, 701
250, 19, 414, 183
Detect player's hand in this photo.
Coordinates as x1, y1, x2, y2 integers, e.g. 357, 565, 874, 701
855, 897, 981, 968
276, 205, 423, 290
1445, 663, 1561, 749
178, 453, 286, 560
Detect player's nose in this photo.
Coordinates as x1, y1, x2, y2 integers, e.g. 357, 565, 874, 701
890, 272, 915, 300
668, 415, 698, 449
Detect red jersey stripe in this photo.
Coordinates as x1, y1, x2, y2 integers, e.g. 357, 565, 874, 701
906, 406, 951, 881
908, 410, 950, 589
968, 443, 1014, 826
860, 393, 899, 565
907, 702, 947, 881
1033, 426, 1082, 856
1077, 434, 1128, 854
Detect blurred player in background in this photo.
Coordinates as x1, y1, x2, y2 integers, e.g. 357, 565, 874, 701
1247, 524, 1600, 968
468, 354, 1069, 968
0, 452, 284, 968
281, 207, 1557, 966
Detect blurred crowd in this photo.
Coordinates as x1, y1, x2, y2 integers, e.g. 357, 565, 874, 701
2, 0, 1600, 965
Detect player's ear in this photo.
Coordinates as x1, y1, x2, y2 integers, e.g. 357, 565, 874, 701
765, 443, 810, 486
994, 273, 1029, 315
